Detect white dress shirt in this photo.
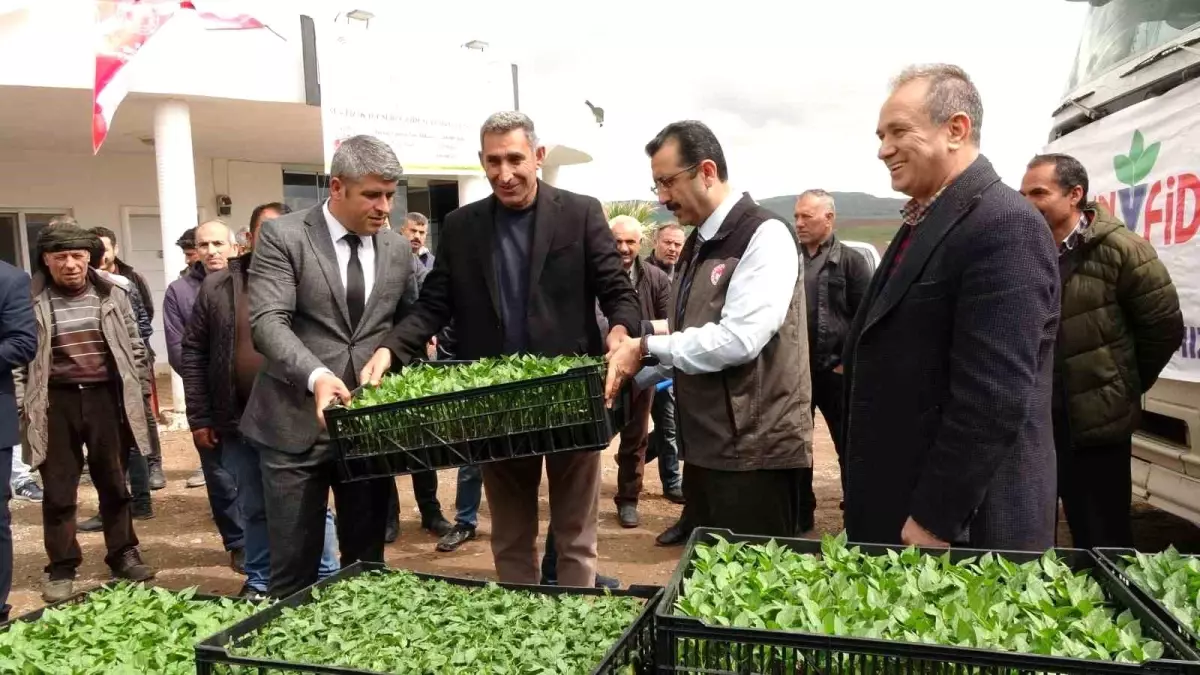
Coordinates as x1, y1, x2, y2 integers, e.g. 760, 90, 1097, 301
323, 200, 377, 303
307, 201, 378, 392
644, 190, 799, 375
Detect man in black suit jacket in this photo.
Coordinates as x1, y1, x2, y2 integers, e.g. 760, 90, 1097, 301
842, 64, 1060, 551
362, 111, 639, 587
0, 261, 37, 621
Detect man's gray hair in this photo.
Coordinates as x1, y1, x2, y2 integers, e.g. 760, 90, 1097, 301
480, 111, 539, 148
798, 189, 836, 217
330, 135, 403, 182
654, 221, 684, 239
608, 215, 643, 237
891, 63, 984, 145
404, 212, 429, 228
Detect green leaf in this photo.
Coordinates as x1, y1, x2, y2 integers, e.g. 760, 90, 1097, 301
1114, 154, 1137, 186
1131, 129, 1145, 160
1133, 141, 1161, 184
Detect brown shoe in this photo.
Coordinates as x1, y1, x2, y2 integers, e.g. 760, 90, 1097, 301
111, 548, 156, 582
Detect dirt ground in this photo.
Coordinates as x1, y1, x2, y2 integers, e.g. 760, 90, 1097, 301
8, 410, 1200, 617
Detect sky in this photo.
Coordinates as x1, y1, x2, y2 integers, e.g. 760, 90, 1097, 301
297, 0, 1088, 202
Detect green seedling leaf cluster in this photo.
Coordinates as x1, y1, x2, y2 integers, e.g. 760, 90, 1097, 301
676, 534, 1165, 663
338, 356, 603, 456
230, 569, 644, 674
0, 582, 259, 674
1123, 546, 1200, 641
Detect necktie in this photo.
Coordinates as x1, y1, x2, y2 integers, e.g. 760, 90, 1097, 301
343, 233, 365, 329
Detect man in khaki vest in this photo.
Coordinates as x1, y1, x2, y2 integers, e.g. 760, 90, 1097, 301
607, 120, 813, 539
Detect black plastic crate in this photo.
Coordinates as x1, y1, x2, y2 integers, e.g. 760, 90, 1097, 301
195, 561, 662, 675
656, 528, 1200, 675
1096, 548, 1200, 651
328, 360, 629, 482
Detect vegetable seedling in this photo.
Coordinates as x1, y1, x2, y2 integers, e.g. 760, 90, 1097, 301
676, 533, 1165, 664
0, 583, 260, 675
231, 569, 645, 674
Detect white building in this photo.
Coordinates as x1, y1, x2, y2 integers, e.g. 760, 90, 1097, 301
0, 2, 597, 400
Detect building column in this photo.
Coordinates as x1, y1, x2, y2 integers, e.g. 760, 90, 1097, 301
153, 99, 197, 412
541, 165, 560, 186
457, 175, 492, 205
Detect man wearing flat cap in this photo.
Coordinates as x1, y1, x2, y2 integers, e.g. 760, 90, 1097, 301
14, 224, 156, 603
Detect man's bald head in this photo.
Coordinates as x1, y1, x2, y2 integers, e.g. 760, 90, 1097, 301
194, 219, 234, 273
609, 215, 643, 269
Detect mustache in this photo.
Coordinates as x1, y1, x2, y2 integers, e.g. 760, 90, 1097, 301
664, 201, 681, 212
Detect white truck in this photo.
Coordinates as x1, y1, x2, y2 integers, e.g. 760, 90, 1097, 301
1047, 0, 1200, 522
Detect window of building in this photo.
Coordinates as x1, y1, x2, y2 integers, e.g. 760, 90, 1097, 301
0, 209, 73, 272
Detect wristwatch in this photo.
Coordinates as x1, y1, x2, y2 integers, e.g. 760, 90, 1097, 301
639, 336, 650, 360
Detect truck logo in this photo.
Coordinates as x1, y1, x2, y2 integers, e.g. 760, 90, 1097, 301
1114, 130, 1160, 187
1100, 130, 1199, 246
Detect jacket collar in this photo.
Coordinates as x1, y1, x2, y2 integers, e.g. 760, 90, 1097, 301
862, 155, 1001, 335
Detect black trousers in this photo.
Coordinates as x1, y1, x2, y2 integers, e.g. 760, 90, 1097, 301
798, 368, 845, 532
684, 463, 801, 538
1056, 430, 1134, 549
254, 439, 392, 598
385, 471, 443, 528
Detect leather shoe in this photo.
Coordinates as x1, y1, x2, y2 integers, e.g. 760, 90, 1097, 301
42, 578, 75, 603
238, 583, 269, 601
132, 503, 154, 521
111, 548, 156, 582
595, 574, 621, 590
422, 514, 453, 538
78, 515, 103, 532
148, 463, 167, 491
617, 504, 639, 529
664, 487, 685, 505
656, 521, 691, 547
436, 524, 477, 552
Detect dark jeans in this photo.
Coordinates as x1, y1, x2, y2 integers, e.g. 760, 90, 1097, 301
1056, 429, 1135, 549
799, 368, 845, 532
455, 465, 483, 529
615, 384, 656, 506
197, 440, 244, 552
42, 385, 138, 577
685, 463, 801, 537
222, 433, 268, 592
0, 446, 11, 621
645, 385, 681, 491
143, 393, 162, 471
386, 470, 442, 530
126, 451, 151, 511
253, 439, 391, 598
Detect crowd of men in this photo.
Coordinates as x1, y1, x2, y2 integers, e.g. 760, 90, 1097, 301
0, 61, 1185, 615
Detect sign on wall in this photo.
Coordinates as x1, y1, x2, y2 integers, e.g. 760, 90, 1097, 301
1046, 78, 1200, 382
318, 30, 514, 176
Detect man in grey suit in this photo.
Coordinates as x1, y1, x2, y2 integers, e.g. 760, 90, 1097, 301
240, 135, 419, 597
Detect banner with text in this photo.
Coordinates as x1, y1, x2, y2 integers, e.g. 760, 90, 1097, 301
318, 32, 513, 176
1046, 78, 1200, 382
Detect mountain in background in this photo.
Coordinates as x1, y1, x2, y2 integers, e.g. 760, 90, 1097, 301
628, 191, 907, 224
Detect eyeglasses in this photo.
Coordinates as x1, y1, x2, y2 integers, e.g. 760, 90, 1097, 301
651, 164, 699, 195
